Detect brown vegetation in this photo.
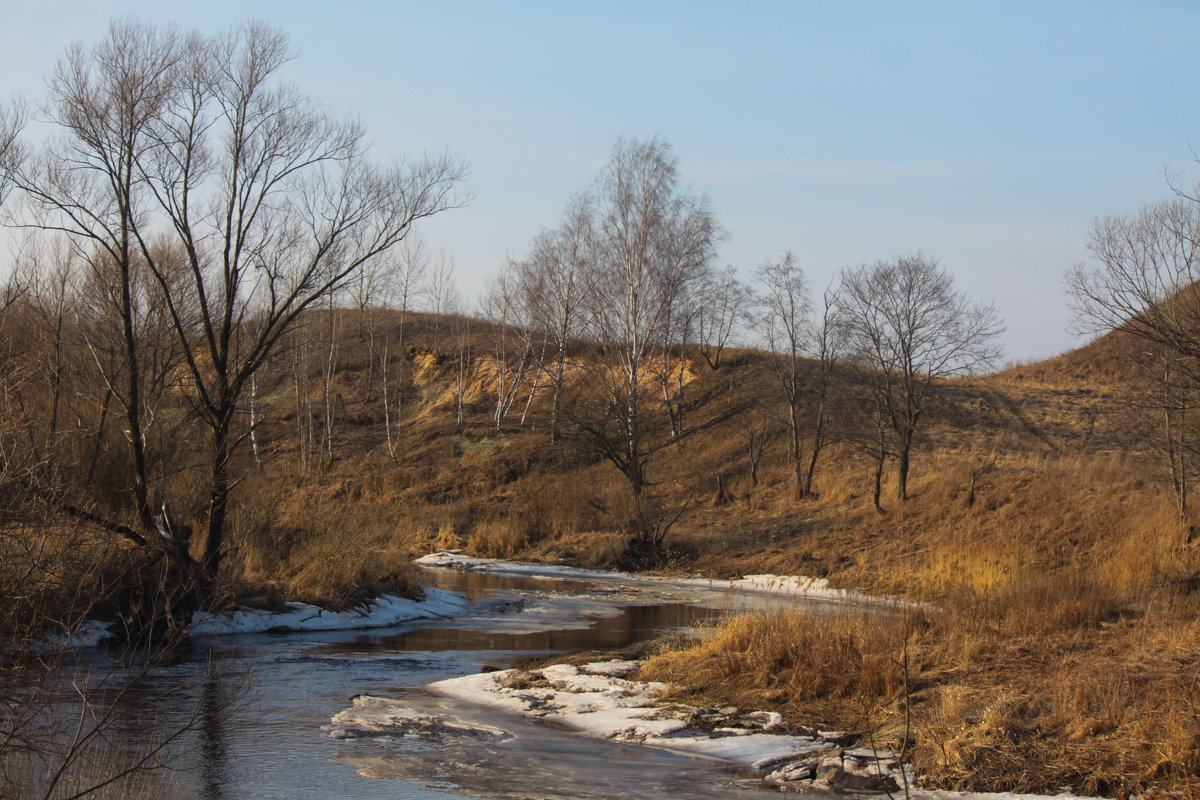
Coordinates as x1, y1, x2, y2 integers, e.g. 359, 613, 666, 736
2, 286, 1198, 794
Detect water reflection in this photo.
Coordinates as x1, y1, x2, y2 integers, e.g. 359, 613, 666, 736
322, 602, 718, 655
60, 564, 833, 799
199, 670, 227, 800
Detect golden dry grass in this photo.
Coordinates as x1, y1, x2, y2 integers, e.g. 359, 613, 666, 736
14, 304, 1197, 795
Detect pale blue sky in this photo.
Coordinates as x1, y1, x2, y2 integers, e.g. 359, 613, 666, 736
5, 1, 1200, 361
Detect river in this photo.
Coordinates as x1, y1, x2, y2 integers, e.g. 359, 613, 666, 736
66, 563, 845, 799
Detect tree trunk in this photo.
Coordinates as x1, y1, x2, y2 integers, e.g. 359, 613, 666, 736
790, 393, 803, 499
249, 372, 262, 468
550, 343, 566, 443
873, 422, 886, 515
803, 409, 825, 499
202, 421, 231, 584
897, 427, 914, 501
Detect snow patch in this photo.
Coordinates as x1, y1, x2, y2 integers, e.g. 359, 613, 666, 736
188, 588, 471, 638
326, 695, 508, 742
423, 664, 831, 772
415, 551, 892, 606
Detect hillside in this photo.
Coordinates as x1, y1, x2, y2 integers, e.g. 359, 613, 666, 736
4, 305, 1197, 797
243, 311, 1200, 798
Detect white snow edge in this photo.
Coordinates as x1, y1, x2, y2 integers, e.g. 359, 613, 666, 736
188, 587, 471, 638
415, 551, 893, 606
52, 588, 472, 647
338, 660, 1101, 799
423, 662, 829, 771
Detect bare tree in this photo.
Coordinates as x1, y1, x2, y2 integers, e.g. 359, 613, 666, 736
743, 403, 768, 487
518, 195, 591, 443
566, 138, 717, 566
445, 285, 472, 432
839, 254, 1002, 502
801, 282, 843, 498
481, 260, 533, 430
580, 137, 717, 500
1068, 196, 1200, 518
18, 237, 80, 441
756, 252, 811, 498
428, 250, 459, 357
657, 270, 699, 439
696, 264, 751, 370
4, 20, 467, 601
1068, 197, 1200, 359
380, 235, 428, 460
344, 239, 398, 403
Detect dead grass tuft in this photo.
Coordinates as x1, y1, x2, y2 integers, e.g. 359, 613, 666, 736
639, 609, 910, 726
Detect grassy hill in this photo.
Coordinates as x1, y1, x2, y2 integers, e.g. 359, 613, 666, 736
6, 303, 1196, 796
232, 308, 1200, 797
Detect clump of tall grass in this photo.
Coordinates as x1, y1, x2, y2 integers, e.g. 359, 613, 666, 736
468, 518, 527, 558
639, 609, 914, 725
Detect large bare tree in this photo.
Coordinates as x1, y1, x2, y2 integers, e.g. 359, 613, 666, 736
580, 137, 717, 501
2, 20, 466, 601
839, 254, 1002, 503
1067, 196, 1200, 518
756, 257, 843, 500
1068, 197, 1200, 358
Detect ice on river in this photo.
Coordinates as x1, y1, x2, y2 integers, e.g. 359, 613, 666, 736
423, 661, 831, 771
188, 587, 472, 638
334, 663, 1105, 797
414, 550, 898, 606
48, 587, 473, 649
331, 660, 871, 791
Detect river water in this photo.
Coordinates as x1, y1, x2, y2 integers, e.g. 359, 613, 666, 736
74, 564, 843, 799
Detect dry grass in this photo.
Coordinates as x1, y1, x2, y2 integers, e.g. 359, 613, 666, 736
14, 304, 1200, 795
639, 609, 911, 726
223, 463, 425, 609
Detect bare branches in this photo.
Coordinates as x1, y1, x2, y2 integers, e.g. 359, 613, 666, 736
581, 137, 717, 499
696, 264, 751, 370
1068, 196, 1200, 519
4, 19, 468, 588
840, 254, 1003, 501
0, 101, 24, 209
756, 252, 811, 497
1068, 196, 1200, 362
517, 193, 592, 442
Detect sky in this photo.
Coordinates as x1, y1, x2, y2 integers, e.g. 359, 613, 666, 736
4, 1, 1200, 362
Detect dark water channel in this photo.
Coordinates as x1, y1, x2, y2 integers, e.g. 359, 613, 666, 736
79, 565, 838, 799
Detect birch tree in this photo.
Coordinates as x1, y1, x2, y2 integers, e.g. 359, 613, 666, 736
756, 252, 810, 497
519, 195, 591, 442
381, 235, 428, 460
581, 137, 716, 501
482, 261, 533, 430
696, 264, 751, 370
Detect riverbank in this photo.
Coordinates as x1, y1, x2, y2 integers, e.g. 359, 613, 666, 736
410, 553, 1200, 798
43, 588, 473, 649
335, 658, 908, 793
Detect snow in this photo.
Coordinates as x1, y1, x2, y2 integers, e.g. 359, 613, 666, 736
334, 659, 1107, 797
33, 619, 119, 651
326, 695, 509, 742
423, 662, 832, 771
578, 658, 640, 676
188, 587, 471, 638
368, 659, 1100, 797
415, 550, 898, 607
